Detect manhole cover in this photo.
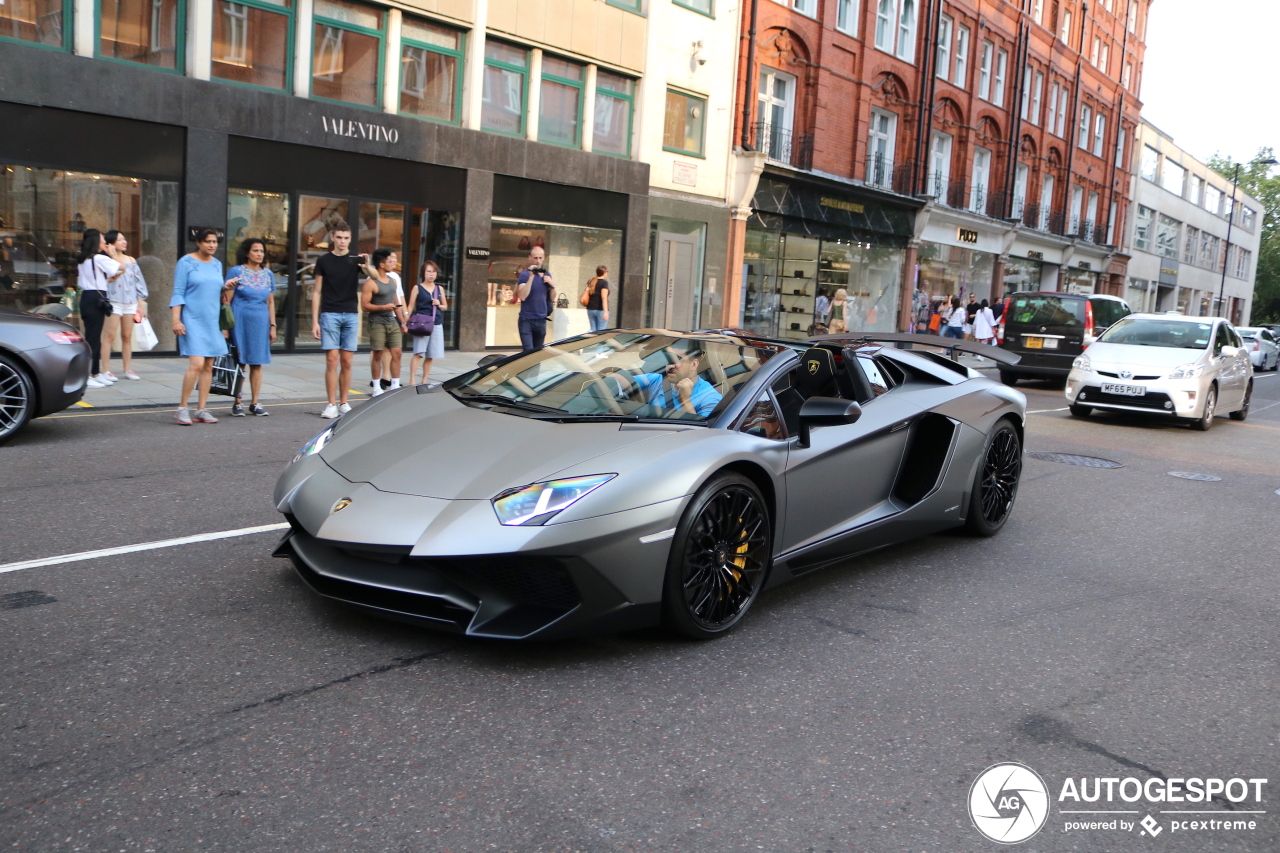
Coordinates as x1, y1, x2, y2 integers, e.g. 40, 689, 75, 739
1168, 472, 1222, 482
1026, 452, 1124, 468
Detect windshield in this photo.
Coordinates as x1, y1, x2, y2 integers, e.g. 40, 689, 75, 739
1007, 295, 1084, 327
447, 332, 783, 423
1097, 318, 1213, 350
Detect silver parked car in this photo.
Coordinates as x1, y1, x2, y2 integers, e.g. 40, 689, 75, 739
1236, 327, 1279, 371
1065, 314, 1253, 430
273, 330, 1027, 640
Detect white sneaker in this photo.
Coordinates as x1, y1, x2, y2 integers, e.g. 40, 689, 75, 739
102, 372, 119, 383
339, 402, 352, 414
124, 370, 141, 380
370, 385, 384, 397
320, 403, 340, 419
86, 375, 108, 389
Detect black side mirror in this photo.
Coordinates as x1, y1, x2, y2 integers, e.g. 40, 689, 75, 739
796, 396, 862, 447
477, 353, 506, 369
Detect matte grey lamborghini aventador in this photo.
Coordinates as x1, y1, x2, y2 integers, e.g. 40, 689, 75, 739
273, 329, 1027, 640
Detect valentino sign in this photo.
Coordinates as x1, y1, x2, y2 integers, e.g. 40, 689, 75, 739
320, 115, 400, 144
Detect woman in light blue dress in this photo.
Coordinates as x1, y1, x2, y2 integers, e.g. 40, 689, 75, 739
170, 229, 230, 425
226, 238, 277, 417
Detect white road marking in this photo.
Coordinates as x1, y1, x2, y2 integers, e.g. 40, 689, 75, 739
0, 523, 290, 575
1254, 373, 1276, 379
1028, 407, 1070, 414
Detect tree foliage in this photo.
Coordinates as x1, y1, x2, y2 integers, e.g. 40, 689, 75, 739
1207, 148, 1280, 323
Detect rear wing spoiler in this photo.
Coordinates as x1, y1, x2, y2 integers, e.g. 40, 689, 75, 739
806, 332, 1022, 367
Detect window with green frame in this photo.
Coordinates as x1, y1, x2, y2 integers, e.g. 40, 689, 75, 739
482, 41, 527, 137
99, 0, 184, 69
211, 0, 292, 90
593, 70, 634, 157
663, 89, 706, 157
605, 0, 643, 14
399, 16, 464, 124
539, 56, 584, 147
673, 0, 713, 17
1, 0, 69, 49
311, 0, 384, 108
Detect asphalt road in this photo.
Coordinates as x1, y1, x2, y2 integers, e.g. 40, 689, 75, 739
2, 374, 1278, 852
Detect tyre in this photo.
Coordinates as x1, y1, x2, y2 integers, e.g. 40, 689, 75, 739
1069, 403, 1092, 417
0, 352, 36, 446
998, 370, 1018, 386
663, 473, 772, 640
966, 421, 1022, 537
1190, 384, 1216, 431
1229, 381, 1252, 421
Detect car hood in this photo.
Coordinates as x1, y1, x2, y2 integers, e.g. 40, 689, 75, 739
322, 389, 673, 500
1086, 342, 1208, 370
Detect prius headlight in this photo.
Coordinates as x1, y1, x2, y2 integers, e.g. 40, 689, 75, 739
1072, 356, 1091, 372
492, 474, 616, 526
292, 425, 335, 463
1168, 363, 1205, 379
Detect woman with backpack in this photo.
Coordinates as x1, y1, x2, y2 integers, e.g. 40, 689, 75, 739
405, 259, 448, 385
580, 266, 610, 332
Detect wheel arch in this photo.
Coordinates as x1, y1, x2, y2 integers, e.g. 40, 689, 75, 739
0, 344, 41, 413
714, 460, 778, 528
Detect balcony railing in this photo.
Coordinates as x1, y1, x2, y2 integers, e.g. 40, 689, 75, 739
866, 154, 918, 194
751, 122, 813, 170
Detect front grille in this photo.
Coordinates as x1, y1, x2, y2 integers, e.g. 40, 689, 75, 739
1097, 370, 1161, 381
438, 557, 581, 610
1081, 389, 1174, 411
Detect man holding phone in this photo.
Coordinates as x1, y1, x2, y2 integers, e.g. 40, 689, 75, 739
515, 245, 555, 353
311, 221, 368, 419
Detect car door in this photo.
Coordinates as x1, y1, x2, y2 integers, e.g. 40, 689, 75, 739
1213, 323, 1247, 408
776, 357, 921, 559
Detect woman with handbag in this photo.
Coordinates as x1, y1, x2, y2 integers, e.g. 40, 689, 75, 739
77, 229, 124, 389
580, 266, 610, 332
226, 238, 277, 416
99, 230, 148, 382
170, 229, 232, 425
828, 287, 848, 333
405, 259, 448, 385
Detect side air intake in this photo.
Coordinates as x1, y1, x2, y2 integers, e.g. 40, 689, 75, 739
892, 414, 957, 505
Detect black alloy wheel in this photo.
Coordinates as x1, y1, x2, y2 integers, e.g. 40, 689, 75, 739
1229, 381, 1252, 421
966, 421, 1022, 536
664, 473, 772, 639
0, 353, 35, 446
1191, 385, 1216, 432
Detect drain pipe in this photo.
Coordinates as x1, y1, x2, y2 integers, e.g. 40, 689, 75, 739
740, 0, 760, 148
914, 0, 942, 194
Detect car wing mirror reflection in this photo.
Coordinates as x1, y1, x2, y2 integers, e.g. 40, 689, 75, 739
796, 396, 862, 447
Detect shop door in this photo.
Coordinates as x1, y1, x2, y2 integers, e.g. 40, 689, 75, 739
651, 233, 697, 331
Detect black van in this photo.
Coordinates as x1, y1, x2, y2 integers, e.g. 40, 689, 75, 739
996, 292, 1132, 384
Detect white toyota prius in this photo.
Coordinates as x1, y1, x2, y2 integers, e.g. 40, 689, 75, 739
1065, 313, 1253, 431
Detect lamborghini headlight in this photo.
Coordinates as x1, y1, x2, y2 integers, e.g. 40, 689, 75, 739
492, 474, 616, 526
292, 425, 335, 463
1167, 363, 1205, 379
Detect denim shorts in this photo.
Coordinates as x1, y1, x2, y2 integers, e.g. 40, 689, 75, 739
320, 312, 359, 351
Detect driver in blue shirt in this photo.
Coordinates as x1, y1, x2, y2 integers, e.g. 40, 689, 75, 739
613, 347, 722, 417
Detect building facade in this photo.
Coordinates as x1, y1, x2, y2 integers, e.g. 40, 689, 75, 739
1123, 120, 1260, 323
728, 0, 1151, 336
0, 0, 658, 352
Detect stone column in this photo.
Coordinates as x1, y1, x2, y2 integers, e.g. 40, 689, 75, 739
457, 169, 494, 352
188, 0, 213, 80
581, 65, 597, 153
461, 0, 488, 130
526, 49, 543, 142
293, 0, 314, 98
620, 192, 649, 327
991, 255, 1006, 304
899, 241, 919, 332
383, 10, 402, 114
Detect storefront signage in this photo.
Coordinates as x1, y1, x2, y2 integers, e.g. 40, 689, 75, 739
465, 247, 491, 260
1159, 262, 1179, 285
820, 197, 864, 214
320, 115, 400, 144
958, 228, 979, 244
187, 226, 226, 241
672, 162, 697, 187
1077, 261, 1092, 270
1026, 250, 1044, 260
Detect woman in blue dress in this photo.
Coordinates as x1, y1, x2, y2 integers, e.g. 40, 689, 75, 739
170, 229, 231, 425
226, 238, 277, 417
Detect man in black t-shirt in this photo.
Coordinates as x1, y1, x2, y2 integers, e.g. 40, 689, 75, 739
310, 222, 368, 419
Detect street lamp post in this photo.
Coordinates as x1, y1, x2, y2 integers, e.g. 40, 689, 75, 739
1218, 157, 1277, 320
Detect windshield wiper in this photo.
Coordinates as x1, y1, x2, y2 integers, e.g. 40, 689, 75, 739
454, 393, 562, 414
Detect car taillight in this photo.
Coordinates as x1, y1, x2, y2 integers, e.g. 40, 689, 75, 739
1084, 302, 1095, 339
997, 317, 1006, 345
46, 330, 84, 344
1253, 339, 1260, 351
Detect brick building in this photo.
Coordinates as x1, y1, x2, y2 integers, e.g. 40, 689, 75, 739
726, 0, 1150, 337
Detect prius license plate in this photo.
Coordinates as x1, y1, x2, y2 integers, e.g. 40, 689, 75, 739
1102, 383, 1146, 396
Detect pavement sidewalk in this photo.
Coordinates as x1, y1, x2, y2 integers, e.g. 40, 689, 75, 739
80, 350, 507, 409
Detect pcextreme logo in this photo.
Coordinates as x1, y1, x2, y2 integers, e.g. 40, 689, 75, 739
968, 763, 1269, 844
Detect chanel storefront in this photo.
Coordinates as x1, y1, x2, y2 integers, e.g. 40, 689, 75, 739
0, 44, 649, 353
